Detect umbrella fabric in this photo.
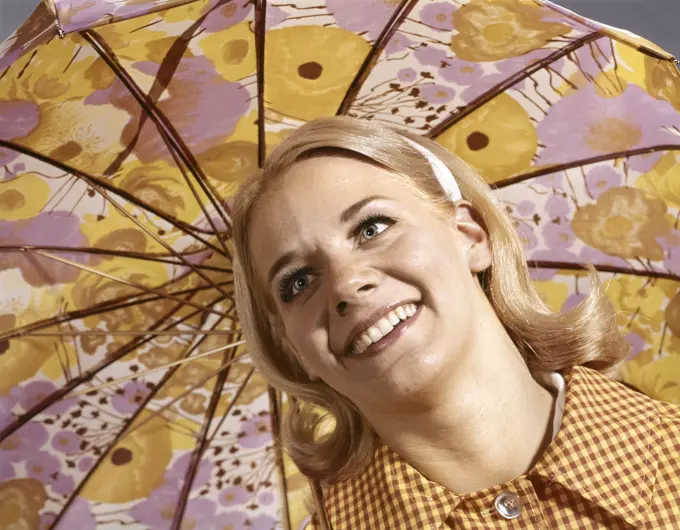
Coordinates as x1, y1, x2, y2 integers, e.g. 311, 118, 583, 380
1, 0, 679, 528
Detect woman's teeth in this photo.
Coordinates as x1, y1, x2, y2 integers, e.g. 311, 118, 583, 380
351, 304, 418, 355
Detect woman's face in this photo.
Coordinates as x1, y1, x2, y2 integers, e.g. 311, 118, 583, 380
249, 155, 491, 411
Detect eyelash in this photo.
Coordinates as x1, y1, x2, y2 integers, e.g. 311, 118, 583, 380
278, 213, 396, 303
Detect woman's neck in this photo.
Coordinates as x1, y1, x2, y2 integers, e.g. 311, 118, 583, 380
364, 331, 557, 494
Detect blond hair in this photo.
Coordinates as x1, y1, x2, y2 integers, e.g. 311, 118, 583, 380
232, 117, 628, 483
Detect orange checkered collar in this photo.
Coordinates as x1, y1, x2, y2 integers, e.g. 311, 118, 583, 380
321, 366, 661, 529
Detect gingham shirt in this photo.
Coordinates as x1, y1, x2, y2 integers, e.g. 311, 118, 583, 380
309, 366, 680, 529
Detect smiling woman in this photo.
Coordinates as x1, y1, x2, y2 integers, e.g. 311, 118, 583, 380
231, 117, 680, 529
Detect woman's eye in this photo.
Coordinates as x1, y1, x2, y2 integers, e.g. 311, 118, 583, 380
279, 268, 313, 303
359, 221, 390, 243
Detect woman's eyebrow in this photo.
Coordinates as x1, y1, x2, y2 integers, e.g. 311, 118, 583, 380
267, 250, 295, 286
339, 195, 390, 224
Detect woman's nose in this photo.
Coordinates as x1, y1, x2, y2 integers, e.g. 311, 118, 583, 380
328, 261, 379, 316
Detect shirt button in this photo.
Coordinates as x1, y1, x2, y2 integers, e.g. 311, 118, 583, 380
494, 491, 522, 519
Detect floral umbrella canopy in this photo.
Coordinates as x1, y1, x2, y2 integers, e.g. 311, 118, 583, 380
1, 0, 680, 528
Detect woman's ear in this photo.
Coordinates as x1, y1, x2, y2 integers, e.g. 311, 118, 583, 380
281, 336, 320, 381
453, 201, 492, 273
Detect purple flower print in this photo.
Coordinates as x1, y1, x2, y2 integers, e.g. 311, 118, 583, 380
125, 57, 250, 163
166, 452, 213, 492
440, 59, 484, 86
131, 486, 216, 529
40, 512, 57, 530
533, 171, 566, 192
0, 388, 19, 431
258, 490, 275, 506
200, 0, 253, 34
327, 0, 401, 40
0, 459, 15, 481
414, 45, 448, 67
238, 415, 271, 449
385, 32, 413, 56
78, 456, 94, 472
218, 510, 248, 530
585, 166, 622, 199
545, 195, 570, 219
625, 332, 646, 360
130, 483, 181, 527
265, 5, 287, 30
0, 99, 39, 167
561, 293, 586, 312
420, 2, 455, 31
515, 200, 535, 216
250, 513, 277, 530
397, 68, 418, 84
516, 223, 537, 251
0, 213, 91, 288
52, 430, 81, 455
537, 84, 680, 170
543, 221, 575, 249
579, 246, 629, 268
59, 497, 95, 530
112, 381, 150, 415
420, 84, 456, 104
52, 473, 75, 496
183, 498, 218, 528
219, 485, 249, 507
0, 422, 49, 462
25, 450, 60, 482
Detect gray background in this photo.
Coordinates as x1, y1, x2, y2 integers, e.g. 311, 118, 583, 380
1, 0, 679, 55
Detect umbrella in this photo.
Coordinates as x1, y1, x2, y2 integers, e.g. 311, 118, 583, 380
1, 0, 679, 528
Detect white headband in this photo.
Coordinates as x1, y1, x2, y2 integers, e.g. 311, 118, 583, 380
403, 137, 462, 202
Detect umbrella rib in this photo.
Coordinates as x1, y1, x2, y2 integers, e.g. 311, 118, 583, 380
0, 140, 225, 251
170, 336, 242, 530
48, 294, 232, 529
29, 248, 228, 318
427, 32, 604, 138
0, 279, 234, 343
527, 260, 680, 282
81, 29, 233, 251
336, 0, 419, 116
0, 290, 201, 442
70, 340, 246, 397
492, 144, 680, 188
88, 173, 235, 301
0, 245, 231, 273
255, 0, 267, 167
268, 386, 292, 530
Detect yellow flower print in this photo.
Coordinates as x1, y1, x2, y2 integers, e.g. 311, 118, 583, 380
265, 26, 370, 121
199, 22, 256, 82
20, 100, 130, 176
572, 187, 671, 260
666, 291, 680, 338
0, 290, 66, 394
62, 259, 170, 332
81, 413, 173, 503
636, 152, 680, 209
645, 56, 680, 111
605, 276, 669, 320
622, 355, 680, 404
531, 280, 570, 313
437, 93, 537, 182
0, 173, 50, 221
0, 479, 46, 530
116, 160, 232, 227
40, 341, 79, 382
450, 0, 571, 62
197, 141, 259, 197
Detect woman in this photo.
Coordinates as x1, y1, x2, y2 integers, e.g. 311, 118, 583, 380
232, 117, 680, 529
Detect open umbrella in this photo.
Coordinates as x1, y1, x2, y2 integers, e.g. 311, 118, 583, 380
1, 0, 679, 528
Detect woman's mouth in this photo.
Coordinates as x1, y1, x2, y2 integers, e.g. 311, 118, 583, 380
348, 303, 419, 357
